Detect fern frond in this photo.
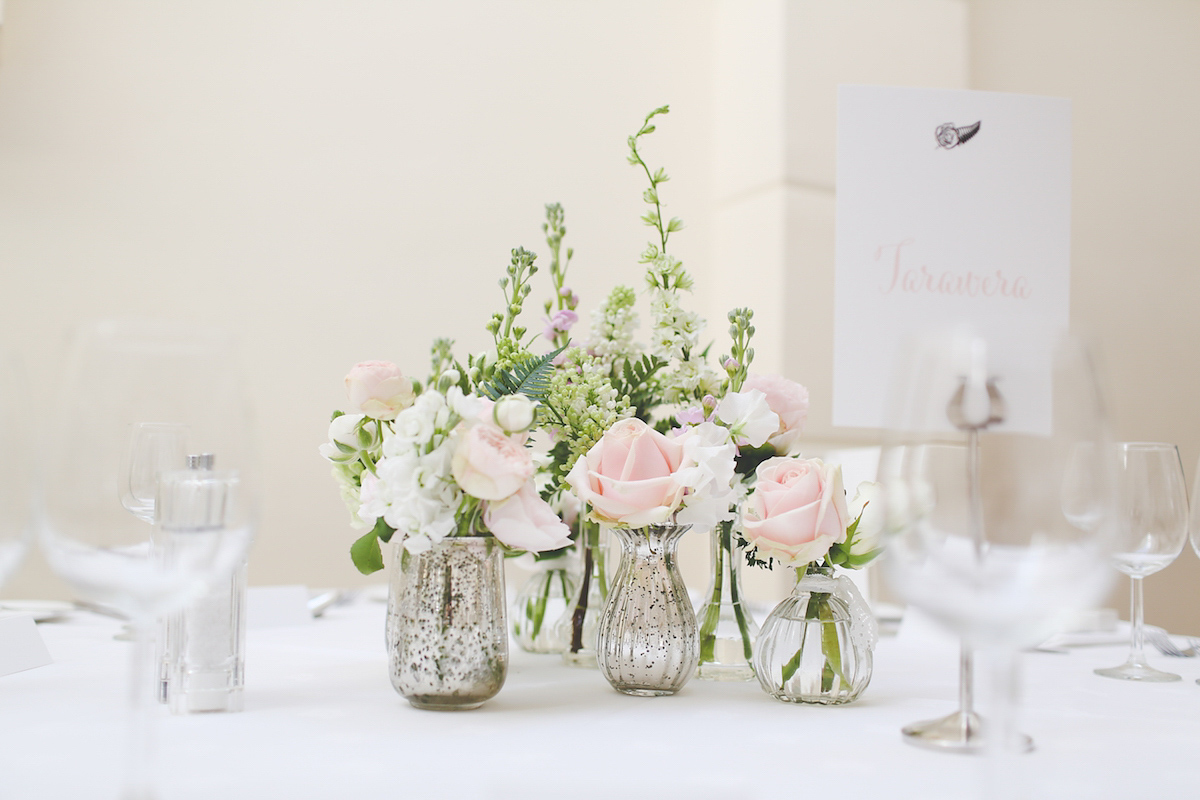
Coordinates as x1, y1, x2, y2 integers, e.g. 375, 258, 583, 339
478, 345, 567, 402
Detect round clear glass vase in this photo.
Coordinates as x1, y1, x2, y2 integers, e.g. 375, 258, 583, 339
752, 565, 877, 705
555, 517, 608, 667
512, 558, 577, 654
597, 524, 698, 696
386, 536, 507, 710
694, 520, 758, 681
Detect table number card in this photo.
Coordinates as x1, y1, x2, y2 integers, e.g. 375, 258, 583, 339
834, 86, 1071, 434
0, 614, 53, 677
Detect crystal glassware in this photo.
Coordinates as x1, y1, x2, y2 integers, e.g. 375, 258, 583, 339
1094, 442, 1188, 682
694, 520, 758, 681
752, 564, 876, 704
0, 355, 31, 588
387, 536, 507, 710
512, 556, 576, 654
596, 524, 698, 696
37, 320, 256, 798
556, 514, 609, 667
879, 333, 1115, 765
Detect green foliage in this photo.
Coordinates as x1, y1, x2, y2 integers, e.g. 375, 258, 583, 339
478, 345, 567, 409
722, 307, 755, 393
612, 353, 666, 420
486, 247, 539, 345
349, 517, 394, 575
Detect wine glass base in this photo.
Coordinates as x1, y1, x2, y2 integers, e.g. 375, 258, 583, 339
1094, 663, 1181, 682
901, 710, 1033, 754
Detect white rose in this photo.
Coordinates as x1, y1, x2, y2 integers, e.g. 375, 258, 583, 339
492, 394, 536, 434
319, 413, 370, 462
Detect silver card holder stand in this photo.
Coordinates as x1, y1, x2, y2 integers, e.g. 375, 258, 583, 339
156, 454, 246, 714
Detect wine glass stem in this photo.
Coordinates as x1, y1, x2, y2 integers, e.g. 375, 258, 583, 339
124, 618, 157, 800
958, 644, 974, 720
1129, 575, 1147, 667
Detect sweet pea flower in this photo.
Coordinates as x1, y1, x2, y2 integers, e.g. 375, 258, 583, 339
543, 310, 579, 341
566, 417, 688, 527
716, 389, 780, 449
741, 457, 848, 567
485, 483, 574, 552
451, 422, 534, 501
742, 374, 809, 455
345, 361, 416, 421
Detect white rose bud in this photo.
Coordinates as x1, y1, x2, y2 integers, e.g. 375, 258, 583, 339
492, 394, 536, 434
848, 481, 885, 557
319, 413, 370, 463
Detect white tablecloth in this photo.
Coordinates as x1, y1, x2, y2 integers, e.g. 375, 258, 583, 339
6, 599, 1199, 799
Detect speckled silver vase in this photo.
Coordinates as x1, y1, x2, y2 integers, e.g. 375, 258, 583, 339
386, 536, 507, 710
597, 524, 698, 696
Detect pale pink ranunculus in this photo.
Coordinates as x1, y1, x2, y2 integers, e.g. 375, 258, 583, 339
566, 417, 688, 527
345, 361, 415, 421
743, 374, 809, 455
451, 422, 533, 501
741, 456, 848, 567
484, 483, 573, 552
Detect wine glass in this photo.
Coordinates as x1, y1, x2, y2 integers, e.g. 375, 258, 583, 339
1189, 455, 1200, 686
878, 332, 1115, 765
37, 320, 256, 798
120, 422, 188, 524
1094, 442, 1188, 682
0, 354, 31, 589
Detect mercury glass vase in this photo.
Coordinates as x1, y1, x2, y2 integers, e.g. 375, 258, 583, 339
512, 558, 577, 654
555, 515, 608, 668
597, 523, 698, 696
386, 536, 507, 710
694, 520, 758, 681
752, 564, 877, 705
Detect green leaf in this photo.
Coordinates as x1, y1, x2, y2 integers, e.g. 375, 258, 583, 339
350, 528, 385, 575
478, 344, 567, 402
372, 515, 395, 544
780, 644, 805, 685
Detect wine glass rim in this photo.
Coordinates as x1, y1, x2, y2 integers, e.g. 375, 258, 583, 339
1118, 441, 1179, 451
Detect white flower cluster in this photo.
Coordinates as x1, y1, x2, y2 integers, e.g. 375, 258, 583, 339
647, 285, 721, 404
356, 389, 480, 554
547, 349, 632, 472
673, 421, 739, 531
588, 285, 640, 366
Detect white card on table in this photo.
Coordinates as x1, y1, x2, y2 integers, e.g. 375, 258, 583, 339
0, 614, 53, 677
247, 585, 312, 629
834, 85, 1071, 434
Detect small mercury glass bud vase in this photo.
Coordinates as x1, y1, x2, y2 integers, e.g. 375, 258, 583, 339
752, 564, 877, 705
387, 536, 507, 710
596, 524, 698, 696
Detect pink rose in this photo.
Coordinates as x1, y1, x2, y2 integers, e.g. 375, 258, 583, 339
451, 422, 534, 501
741, 456, 847, 566
345, 361, 415, 421
743, 374, 809, 455
566, 418, 688, 527
484, 483, 573, 552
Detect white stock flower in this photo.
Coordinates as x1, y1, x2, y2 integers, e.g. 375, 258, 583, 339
673, 421, 738, 530
446, 386, 483, 423
716, 390, 780, 448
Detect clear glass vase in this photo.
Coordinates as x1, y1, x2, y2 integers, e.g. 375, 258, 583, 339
555, 516, 608, 667
752, 564, 877, 705
386, 536, 507, 710
597, 524, 698, 696
695, 520, 758, 681
512, 558, 577, 654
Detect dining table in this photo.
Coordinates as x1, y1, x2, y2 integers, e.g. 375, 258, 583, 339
4, 593, 1198, 799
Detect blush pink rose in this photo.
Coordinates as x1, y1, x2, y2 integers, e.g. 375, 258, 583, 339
451, 422, 534, 501
566, 417, 688, 527
345, 361, 415, 421
484, 483, 573, 552
741, 456, 848, 566
743, 374, 809, 455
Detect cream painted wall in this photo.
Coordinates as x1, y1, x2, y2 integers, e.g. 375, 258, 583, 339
0, 0, 717, 597
968, 0, 1200, 634
2, 1, 1198, 635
